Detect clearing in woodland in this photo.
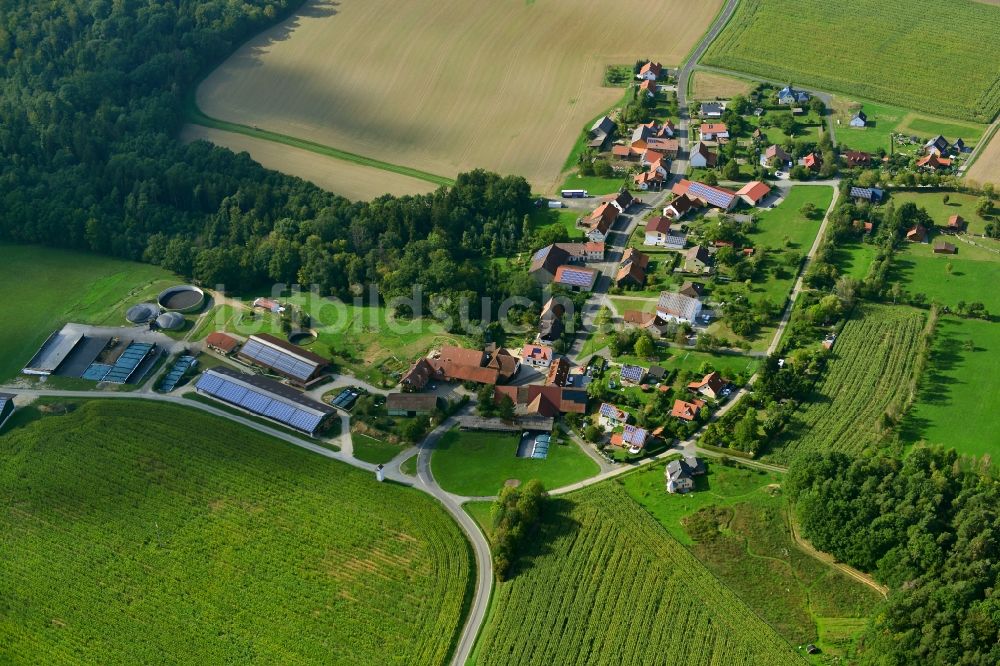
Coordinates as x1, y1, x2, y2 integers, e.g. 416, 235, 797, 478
471, 484, 803, 665
197, 0, 722, 195
0, 400, 471, 665
702, 0, 1000, 123
764, 305, 928, 464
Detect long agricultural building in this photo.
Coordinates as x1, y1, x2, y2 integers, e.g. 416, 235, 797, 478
237, 333, 329, 386
194, 366, 336, 435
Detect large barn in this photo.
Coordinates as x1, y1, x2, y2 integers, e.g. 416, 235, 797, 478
237, 333, 329, 386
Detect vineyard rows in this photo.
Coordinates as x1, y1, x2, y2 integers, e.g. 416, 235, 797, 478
703, 0, 1000, 123
474, 484, 802, 665
767, 305, 925, 464
0, 400, 470, 665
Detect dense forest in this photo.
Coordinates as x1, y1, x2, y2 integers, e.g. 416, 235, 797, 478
0, 0, 533, 309
789, 449, 1000, 665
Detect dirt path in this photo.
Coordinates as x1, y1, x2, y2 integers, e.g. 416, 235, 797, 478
788, 512, 889, 599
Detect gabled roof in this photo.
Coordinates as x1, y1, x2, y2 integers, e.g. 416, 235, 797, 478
849, 186, 884, 202
736, 180, 771, 204
852, 110, 867, 122
690, 141, 718, 167
688, 371, 725, 395
639, 79, 656, 94
521, 344, 553, 363
916, 153, 952, 169
620, 248, 649, 269
764, 144, 791, 162
590, 116, 615, 136
947, 214, 965, 228
803, 152, 821, 169
679, 281, 704, 298
205, 331, 239, 353
402, 357, 434, 389
530, 243, 571, 276
664, 193, 701, 218
657, 291, 702, 320
671, 398, 705, 420
546, 357, 570, 386
673, 179, 737, 209
906, 224, 928, 242
634, 170, 664, 187
685, 244, 713, 265
699, 122, 728, 135
599, 402, 628, 422
540, 297, 565, 320
639, 61, 662, 77
613, 189, 634, 211
620, 365, 646, 383
700, 102, 723, 114
646, 215, 671, 234
621, 424, 648, 447
554, 265, 598, 289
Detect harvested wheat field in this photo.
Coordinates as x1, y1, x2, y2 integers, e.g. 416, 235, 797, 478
197, 0, 721, 194
180, 125, 437, 200
691, 71, 753, 101
967, 131, 1000, 188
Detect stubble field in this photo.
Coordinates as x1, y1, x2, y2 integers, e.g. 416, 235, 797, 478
197, 0, 722, 195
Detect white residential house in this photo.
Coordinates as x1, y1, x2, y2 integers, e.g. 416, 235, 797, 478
849, 110, 867, 127
520, 343, 554, 369
689, 141, 718, 169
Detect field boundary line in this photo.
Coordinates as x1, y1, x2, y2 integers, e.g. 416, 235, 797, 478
788, 511, 889, 599
185, 99, 455, 188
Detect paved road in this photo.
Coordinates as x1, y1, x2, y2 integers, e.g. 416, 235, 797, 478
415, 410, 494, 666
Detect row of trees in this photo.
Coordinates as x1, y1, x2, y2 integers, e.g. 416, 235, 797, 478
490, 480, 547, 581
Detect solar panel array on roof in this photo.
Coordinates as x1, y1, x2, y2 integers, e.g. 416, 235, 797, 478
599, 402, 625, 420
622, 424, 648, 446
688, 182, 735, 208
195, 371, 328, 434
620, 365, 646, 383
239, 337, 318, 382
532, 246, 552, 262
102, 343, 155, 383
81, 342, 155, 383
159, 355, 197, 392
557, 267, 595, 287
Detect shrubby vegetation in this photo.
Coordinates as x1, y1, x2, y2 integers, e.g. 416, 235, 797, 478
489, 480, 547, 581
789, 448, 1000, 665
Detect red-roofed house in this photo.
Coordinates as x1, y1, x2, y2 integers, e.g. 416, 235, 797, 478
699, 123, 729, 142
521, 344, 554, 368
946, 215, 966, 232
687, 371, 726, 399
205, 332, 240, 355
637, 61, 662, 81
663, 193, 702, 221
803, 152, 821, 171
916, 153, 952, 170
671, 398, 706, 421
639, 79, 656, 97
736, 181, 771, 206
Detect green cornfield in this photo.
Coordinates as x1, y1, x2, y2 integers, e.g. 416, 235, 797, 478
473, 484, 803, 665
767, 305, 926, 464
0, 400, 471, 664
703, 0, 1000, 123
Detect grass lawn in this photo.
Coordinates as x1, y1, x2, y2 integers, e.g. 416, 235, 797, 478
431, 428, 599, 497
471, 483, 802, 665
829, 99, 987, 156
889, 239, 1000, 312
0, 400, 470, 664
620, 460, 883, 656
0, 244, 178, 382
558, 174, 630, 196
463, 500, 494, 540
530, 207, 584, 240
400, 454, 418, 477
888, 191, 988, 230
352, 433, 405, 465
831, 241, 878, 281
616, 346, 760, 384
901, 316, 1000, 458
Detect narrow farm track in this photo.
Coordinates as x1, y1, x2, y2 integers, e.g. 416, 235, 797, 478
788, 514, 889, 598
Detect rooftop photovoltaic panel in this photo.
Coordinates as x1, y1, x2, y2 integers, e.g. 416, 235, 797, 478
623, 424, 648, 446
239, 337, 318, 382
620, 365, 646, 383
194, 368, 332, 434
688, 182, 735, 209
599, 402, 625, 420
557, 268, 595, 287
532, 246, 552, 262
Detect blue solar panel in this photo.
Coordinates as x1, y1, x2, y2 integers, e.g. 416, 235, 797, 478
195, 370, 328, 434
532, 246, 551, 262
558, 268, 594, 287
599, 403, 624, 420
620, 365, 645, 383
688, 182, 734, 209
239, 338, 317, 382
83, 364, 113, 381
623, 424, 648, 446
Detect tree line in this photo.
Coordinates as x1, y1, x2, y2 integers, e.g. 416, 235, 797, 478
0, 0, 534, 317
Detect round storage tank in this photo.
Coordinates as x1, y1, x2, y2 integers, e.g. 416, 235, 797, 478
157, 285, 205, 313
155, 311, 186, 331
126, 302, 160, 324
